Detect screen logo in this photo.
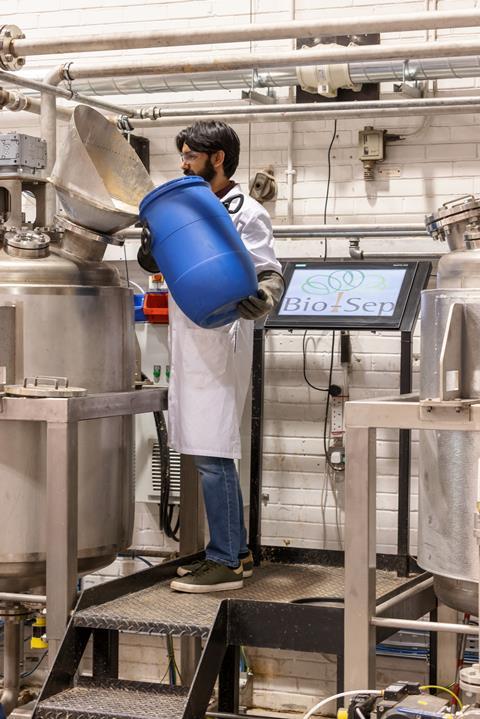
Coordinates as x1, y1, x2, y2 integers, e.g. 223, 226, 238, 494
279, 268, 406, 317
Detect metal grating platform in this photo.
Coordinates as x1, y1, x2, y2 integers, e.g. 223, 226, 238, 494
36, 679, 189, 719
74, 562, 410, 637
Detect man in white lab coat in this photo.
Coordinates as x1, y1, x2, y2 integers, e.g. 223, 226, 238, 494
149, 121, 283, 592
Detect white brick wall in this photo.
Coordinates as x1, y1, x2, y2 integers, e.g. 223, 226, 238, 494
1, 0, 472, 711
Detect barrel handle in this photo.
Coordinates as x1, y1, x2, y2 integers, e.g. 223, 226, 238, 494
222, 194, 245, 215
141, 222, 152, 253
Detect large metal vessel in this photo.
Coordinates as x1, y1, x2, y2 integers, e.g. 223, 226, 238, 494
0, 225, 136, 591
419, 212, 480, 614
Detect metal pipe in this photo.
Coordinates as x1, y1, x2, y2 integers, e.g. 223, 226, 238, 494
139, 94, 480, 118
0, 593, 46, 604
131, 103, 480, 127
41, 67, 61, 226
0, 68, 134, 116
0, 620, 22, 716
0, 87, 40, 114
14, 56, 480, 97
117, 224, 429, 240
375, 578, 434, 615
67, 39, 480, 82
371, 617, 478, 635
10, 9, 480, 57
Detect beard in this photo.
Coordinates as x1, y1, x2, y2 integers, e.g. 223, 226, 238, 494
183, 156, 216, 183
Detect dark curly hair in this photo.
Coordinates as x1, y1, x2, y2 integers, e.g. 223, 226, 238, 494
175, 120, 240, 178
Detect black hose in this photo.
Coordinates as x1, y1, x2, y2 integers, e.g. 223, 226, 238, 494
153, 409, 180, 542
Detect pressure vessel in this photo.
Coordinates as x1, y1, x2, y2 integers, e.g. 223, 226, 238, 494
0, 229, 136, 591
419, 218, 480, 613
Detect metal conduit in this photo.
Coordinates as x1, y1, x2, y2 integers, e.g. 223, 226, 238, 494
64, 39, 480, 81
11, 56, 480, 98
131, 102, 480, 127
138, 94, 480, 118
118, 224, 429, 240
9, 9, 480, 57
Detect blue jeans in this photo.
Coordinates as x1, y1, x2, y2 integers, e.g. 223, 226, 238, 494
193, 456, 248, 568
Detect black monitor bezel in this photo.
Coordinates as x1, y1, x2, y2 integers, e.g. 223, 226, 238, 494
266, 260, 430, 331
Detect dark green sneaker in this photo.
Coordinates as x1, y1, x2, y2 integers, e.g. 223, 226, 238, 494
177, 552, 254, 578
176, 559, 205, 577
170, 560, 243, 593
240, 551, 254, 578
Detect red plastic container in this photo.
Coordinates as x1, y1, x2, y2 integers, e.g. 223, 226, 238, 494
143, 292, 169, 324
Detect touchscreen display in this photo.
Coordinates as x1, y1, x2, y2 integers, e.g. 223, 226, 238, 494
278, 266, 407, 317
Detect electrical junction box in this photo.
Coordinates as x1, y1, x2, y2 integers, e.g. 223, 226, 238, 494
359, 127, 385, 161
0, 134, 47, 171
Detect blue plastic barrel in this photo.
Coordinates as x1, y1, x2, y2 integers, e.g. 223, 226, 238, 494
139, 176, 258, 328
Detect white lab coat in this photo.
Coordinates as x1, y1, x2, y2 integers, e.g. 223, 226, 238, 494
167, 183, 281, 459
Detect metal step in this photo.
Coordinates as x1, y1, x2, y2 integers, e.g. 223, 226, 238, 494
73, 562, 410, 636
35, 678, 189, 719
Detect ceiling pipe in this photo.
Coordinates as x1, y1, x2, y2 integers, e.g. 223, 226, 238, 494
9, 9, 480, 57
130, 99, 480, 127
62, 38, 480, 84
137, 94, 480, 119
10, 55, 480, 98
0, 68, 134, 116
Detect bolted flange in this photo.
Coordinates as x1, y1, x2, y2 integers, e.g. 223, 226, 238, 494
0, 24, 25, 70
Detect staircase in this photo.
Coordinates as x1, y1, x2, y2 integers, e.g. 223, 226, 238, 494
32, 556, 432, 719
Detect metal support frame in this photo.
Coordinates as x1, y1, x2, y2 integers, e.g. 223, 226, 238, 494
249, 329, 415, 575
344, 393, 480, 690
248, 328, 265, 565
0, 388, 167, 663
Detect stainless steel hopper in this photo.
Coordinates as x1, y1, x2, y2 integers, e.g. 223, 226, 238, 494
50, 105, 154, 234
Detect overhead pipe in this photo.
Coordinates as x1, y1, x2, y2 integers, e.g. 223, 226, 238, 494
0, 68, 134, 116
130, 99, 480, 127
64, 38, 480, 82
137, 94, 480, 119
9, 9, 480, 57
11, 56, 480, 98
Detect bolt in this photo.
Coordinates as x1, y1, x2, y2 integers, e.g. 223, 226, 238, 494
4, 54, 13, 63
4, 30, 11, 38
17, 58, 25, 67
426, 406, 432, 413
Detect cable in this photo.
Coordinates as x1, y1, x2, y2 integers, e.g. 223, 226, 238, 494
136, 556, 153, 567
153, 410, 179, 542
323, 119, 338, 261
302, 331, 330, 392
21, 650, 48, 679
419, 685, 463, 709
129, 279, 147, 294
302, 689, 382, 719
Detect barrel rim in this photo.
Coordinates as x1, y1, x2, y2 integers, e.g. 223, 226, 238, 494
139, 175, 209, 215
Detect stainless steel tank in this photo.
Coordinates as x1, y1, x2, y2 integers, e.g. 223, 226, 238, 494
0, 225, 136, 591
419, 215, 480, 614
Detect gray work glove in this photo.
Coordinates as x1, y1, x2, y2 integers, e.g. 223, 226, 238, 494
237, 270, 285, 320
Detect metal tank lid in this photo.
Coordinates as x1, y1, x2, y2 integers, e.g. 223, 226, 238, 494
425, 195, 480, 230
0, 245, 124, 287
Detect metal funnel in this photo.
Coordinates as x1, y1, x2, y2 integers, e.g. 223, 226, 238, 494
50, 105, 155, 234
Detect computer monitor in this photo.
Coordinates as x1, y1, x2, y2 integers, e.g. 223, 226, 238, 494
266, 261, 431, 331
